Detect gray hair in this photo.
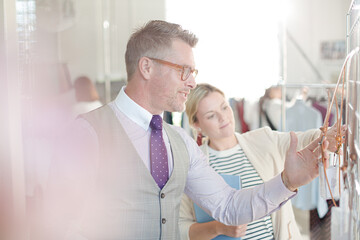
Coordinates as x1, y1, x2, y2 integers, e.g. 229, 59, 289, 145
125, 20, 198, 80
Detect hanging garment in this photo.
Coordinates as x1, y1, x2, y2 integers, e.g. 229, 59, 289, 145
229, 98, 242, 133
260, 98, 282, 130
312, 101, 335, 126
237, 99, 250, 133
286, 99, 323, 132
286, 99, 330, 240
286, 99, 325, 212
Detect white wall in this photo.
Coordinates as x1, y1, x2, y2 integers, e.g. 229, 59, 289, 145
286, 0, 351, 84
58, 0, 351, 90
57, 0, 99, 83
58, 0, 165, 83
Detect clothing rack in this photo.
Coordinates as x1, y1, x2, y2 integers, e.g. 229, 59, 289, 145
280, 83, 343, 89
278, 82, 344, 131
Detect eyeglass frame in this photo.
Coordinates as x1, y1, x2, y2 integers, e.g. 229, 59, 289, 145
147, 57, 198, 81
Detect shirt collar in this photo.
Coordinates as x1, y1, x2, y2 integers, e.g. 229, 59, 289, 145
114, 86, 163, 131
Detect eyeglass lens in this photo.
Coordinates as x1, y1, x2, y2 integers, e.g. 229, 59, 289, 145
182, 67, 198, 81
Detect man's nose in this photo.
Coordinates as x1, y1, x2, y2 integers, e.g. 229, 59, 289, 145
186, 75, 196, 89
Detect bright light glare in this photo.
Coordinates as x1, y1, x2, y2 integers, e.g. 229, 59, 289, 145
166, 0, 287, 99
103, 20, 109, 29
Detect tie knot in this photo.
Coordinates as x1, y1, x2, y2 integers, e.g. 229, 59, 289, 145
150, 115, 163, 130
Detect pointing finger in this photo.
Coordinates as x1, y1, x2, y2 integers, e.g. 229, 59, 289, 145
306, 134, 324, 152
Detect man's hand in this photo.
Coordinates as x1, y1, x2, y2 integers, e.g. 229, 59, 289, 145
282, 132, 329, 191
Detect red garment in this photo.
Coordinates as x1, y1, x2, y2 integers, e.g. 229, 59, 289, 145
237, 99, 250, 133
196, 133, 203, 146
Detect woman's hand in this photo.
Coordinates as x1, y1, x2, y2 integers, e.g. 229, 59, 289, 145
325, 124, 347, 153
189, 221, 247, 240
217, 222, 247, 238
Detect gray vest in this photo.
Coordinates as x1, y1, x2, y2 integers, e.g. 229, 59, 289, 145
78, 105, 189, 239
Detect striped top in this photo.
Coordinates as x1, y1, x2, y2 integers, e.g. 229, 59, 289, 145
208, 144, 274, 240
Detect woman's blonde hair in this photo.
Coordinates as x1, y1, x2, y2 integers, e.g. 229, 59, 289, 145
185, 83, 225, 127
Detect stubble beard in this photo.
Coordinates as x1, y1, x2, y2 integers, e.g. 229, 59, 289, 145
167, 94, 186, 113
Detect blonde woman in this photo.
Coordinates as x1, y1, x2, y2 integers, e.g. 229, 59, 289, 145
179, 83, 345, 240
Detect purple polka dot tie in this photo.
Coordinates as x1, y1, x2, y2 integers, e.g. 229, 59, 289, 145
150, 115, 169, 189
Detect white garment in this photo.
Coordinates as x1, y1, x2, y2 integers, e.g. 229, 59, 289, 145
243, 99, 260, 131
261, 98, 282, 130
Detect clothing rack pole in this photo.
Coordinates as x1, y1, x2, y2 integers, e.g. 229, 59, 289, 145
279, 83, 343, 88
280, 11, 287, 132
281, 83, 286, 131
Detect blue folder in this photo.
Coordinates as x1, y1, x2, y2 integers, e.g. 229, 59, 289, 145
193, 174, 242, 240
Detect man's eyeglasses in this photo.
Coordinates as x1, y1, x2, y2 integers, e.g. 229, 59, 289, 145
148, 57, 198, 81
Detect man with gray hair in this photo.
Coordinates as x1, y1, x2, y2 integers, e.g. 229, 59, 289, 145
47, 20, 328, 239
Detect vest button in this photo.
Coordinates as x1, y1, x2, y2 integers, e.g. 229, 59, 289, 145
161, 193, 165, 198
162, 218, 166, 224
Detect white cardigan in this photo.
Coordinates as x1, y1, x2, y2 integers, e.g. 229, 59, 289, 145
179, 127, 320, 240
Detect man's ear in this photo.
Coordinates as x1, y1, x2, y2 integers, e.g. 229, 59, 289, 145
138, 57, 153, 80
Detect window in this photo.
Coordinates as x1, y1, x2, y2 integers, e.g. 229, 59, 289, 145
166, 0, 287, 99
